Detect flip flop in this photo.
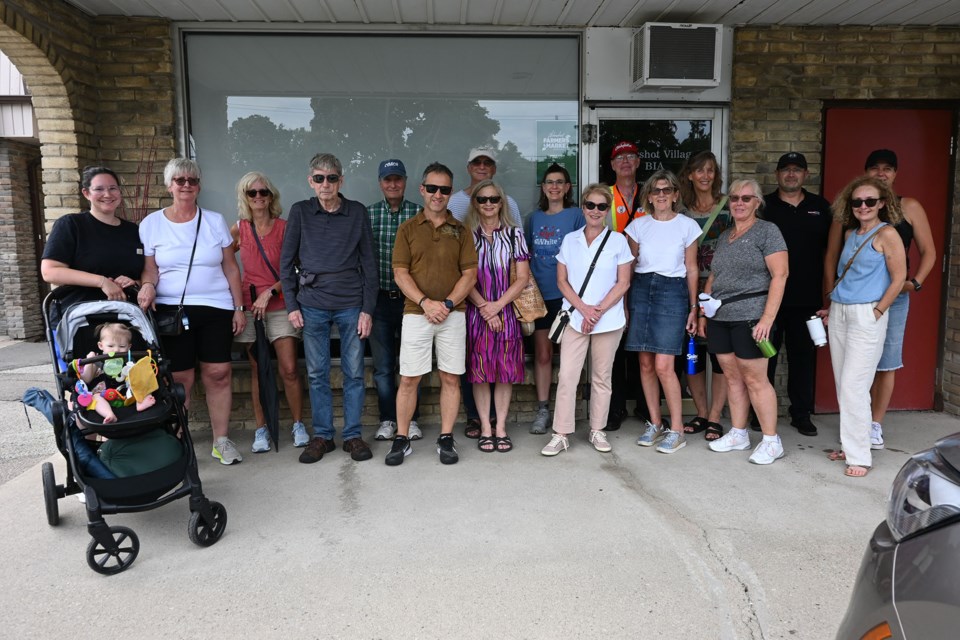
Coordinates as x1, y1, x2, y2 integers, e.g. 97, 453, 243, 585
828, 450, 846, 461
845, 465, 870, 477
683, 416, 709, 434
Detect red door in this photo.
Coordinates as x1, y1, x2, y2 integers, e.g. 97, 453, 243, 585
815, 108, 953, 412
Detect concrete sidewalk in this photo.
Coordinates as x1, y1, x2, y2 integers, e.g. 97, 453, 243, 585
1, 337, 958, 639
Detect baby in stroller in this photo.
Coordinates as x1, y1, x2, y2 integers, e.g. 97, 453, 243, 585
74, 322, 157, 423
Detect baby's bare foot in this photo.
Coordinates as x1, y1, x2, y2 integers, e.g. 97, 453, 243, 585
137, 395, 156, 411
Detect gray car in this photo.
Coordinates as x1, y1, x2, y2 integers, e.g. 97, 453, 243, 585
836, 432, 960, 639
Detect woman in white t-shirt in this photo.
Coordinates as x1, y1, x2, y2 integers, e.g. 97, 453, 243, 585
541, 184, 634, 457
624, 171, 701, 454
137, 158, 246, 466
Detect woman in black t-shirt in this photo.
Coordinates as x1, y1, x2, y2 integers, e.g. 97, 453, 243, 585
41, 166, 144, 320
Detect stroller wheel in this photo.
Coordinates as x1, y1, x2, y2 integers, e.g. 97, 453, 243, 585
86, 525, 139, 575
41, 462, 59, 527
188, 500, 227, 547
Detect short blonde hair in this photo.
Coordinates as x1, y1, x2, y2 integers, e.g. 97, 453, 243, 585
236, 172, 282, 221
581, 183, 613, 206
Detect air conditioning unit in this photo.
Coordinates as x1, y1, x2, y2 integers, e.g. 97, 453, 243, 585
631, 23, 722, 90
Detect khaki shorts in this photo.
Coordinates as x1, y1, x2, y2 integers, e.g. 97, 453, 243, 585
399, 311, 465, 377
236, 309, 301, 344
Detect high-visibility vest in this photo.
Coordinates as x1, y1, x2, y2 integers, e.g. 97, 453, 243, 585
608, 183, 645, 232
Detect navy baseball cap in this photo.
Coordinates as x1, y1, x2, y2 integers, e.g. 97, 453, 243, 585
378, 159, 406, 179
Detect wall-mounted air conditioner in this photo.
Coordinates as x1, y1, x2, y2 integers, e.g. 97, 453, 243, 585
631, 23, 722, 90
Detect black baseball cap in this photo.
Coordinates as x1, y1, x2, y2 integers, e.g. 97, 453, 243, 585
864, 149, 898, 171
776, 152, 807, 171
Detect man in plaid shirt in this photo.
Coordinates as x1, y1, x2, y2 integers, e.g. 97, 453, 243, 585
367, 159, 422, 441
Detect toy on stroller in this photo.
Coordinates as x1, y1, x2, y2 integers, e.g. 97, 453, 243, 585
38, 288, 227, 575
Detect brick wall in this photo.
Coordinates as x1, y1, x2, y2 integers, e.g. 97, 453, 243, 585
732, 25, 960, 414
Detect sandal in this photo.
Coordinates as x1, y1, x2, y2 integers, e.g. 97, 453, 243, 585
683, 416, 709, 435
704, 421, 723, 441
477, 435, 495, 453
828, 450, 847, 462
464, 418, 482, 439
845, 465, 870, 477
495, 435, 513, 453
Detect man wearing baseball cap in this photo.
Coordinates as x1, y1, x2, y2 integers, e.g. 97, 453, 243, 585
367, 159, 423, 442
447, 146, 521, 226
763, 151, 831, 437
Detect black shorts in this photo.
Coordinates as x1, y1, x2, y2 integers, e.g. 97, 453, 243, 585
534, 297, 565, 332
706, 318, 766, 360
157, 305, 234, 371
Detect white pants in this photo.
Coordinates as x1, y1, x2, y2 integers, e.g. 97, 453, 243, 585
828, 301, 888, 467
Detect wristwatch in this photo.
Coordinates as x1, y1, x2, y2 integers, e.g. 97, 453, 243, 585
234, 305, 245, 311
443, 299, 454, 310
910, 278, 922, 292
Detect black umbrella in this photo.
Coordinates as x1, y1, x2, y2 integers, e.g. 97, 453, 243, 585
249, 285, 280, 452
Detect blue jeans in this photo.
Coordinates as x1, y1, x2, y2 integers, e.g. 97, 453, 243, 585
369, 292, 419, 421
302, 305, 364, 441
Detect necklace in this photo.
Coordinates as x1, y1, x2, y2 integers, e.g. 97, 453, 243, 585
728, 219, 756, 242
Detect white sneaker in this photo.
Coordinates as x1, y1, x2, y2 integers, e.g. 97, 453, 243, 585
292, 421, 310, 447
708, 427, 751, 453
636, 421, 665, 447
749, 438, 785, 465
408, 420, 423, 440
870, 422, 885, 450
375, 420, 397, 441
251, 426, 272, 453
212, 436, 243, 465
541, 433, 569, 456
656, 430, 686, 454
588, 429, 612, 453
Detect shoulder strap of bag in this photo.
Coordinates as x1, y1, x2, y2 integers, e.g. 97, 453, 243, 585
248, 220, 282, 282
564, 229, 612, 311
829, 224, 885, 295
178, 208, 203, 308
697, 195, 729, 245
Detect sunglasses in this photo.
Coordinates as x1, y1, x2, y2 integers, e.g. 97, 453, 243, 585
311, 174, 340, 184
172, 177, 200, 186
423, 184, 453, 196
475, 196, 502, 205
469, 158, 495, 167
850, 197, 881, 208
650, 187, 675, 195
245, 189, 272, 198
583, 201, 610, 211
729, 195, 757, 203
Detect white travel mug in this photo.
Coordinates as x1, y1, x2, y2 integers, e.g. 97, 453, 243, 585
806, 315, 827, 347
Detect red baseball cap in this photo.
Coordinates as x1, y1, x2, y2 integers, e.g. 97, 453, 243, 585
611, 141, 639, 160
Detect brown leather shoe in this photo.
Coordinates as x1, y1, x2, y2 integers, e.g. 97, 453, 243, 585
342, 437, 373, 461
299, 437, 335, 464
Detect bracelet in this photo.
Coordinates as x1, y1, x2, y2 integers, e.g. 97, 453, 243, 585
418, 295, 428, 307
874, 307, 885, 316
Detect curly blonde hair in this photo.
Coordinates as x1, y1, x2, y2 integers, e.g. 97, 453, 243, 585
831, 176, 902, 230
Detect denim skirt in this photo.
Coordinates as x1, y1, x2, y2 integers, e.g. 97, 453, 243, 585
625, 272, 688, 355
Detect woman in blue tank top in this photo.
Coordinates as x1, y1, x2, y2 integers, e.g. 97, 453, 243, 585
819, 176, 906, 478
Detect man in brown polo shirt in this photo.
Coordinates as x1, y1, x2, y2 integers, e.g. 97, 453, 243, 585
386, 162, 478, 466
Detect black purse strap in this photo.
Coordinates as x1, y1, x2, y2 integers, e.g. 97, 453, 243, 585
564, 229, 612, 311
177, 208, 203, 309
248, 220, 282, 283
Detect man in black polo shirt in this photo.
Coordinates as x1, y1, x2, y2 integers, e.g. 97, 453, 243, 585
763, 152, 831, 436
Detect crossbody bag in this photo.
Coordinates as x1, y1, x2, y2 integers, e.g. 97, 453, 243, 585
549, 229, 612, 344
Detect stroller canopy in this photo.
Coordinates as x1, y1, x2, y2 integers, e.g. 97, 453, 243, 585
55, 300, 159, 358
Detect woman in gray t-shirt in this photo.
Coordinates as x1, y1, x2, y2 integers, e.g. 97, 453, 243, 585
698, 178, 788, 466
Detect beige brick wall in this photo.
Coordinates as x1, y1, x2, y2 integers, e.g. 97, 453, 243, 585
732, 25, 960, 414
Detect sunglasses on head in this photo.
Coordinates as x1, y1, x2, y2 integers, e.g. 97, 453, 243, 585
475, 195, 502, 205
728, 194, 756, 203
245, 189, 271, 198
650, 187, 675, 195
311, 174, 340, 184
423, 184, 453, 196
172, 177, 199, 186
583, 201, 609, 211
850, 197, 881, 208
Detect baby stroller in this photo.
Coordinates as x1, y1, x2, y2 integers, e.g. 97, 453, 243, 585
39, 288, 227, 575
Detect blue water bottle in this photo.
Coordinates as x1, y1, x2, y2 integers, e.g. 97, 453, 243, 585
686, 334, 698, 375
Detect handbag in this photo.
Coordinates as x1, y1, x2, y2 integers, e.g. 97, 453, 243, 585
509, 230, 546, 336
155, 208, 202, 337
549, 229, 612, 344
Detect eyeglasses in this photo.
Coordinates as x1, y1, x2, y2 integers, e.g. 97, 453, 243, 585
245, 189, 272, 198
469, 158, 495, 167
729, 195, 757, 203
172, 177, 200, 186
311, 174, 340, 184
583, 201, 610, 211
650, 187, 675, 195
88, 186, 121, 194
543, 179, 567, 186
423, 184, 453, 196
612, 154, 638, 162
850, 197, 881, 208
475, 196, 502, 205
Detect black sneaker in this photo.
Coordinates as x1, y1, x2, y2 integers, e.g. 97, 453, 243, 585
385, 436, 412, 466
436, 434, 459, 465
790, 415, 818, 437
603, 407, 628, 432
